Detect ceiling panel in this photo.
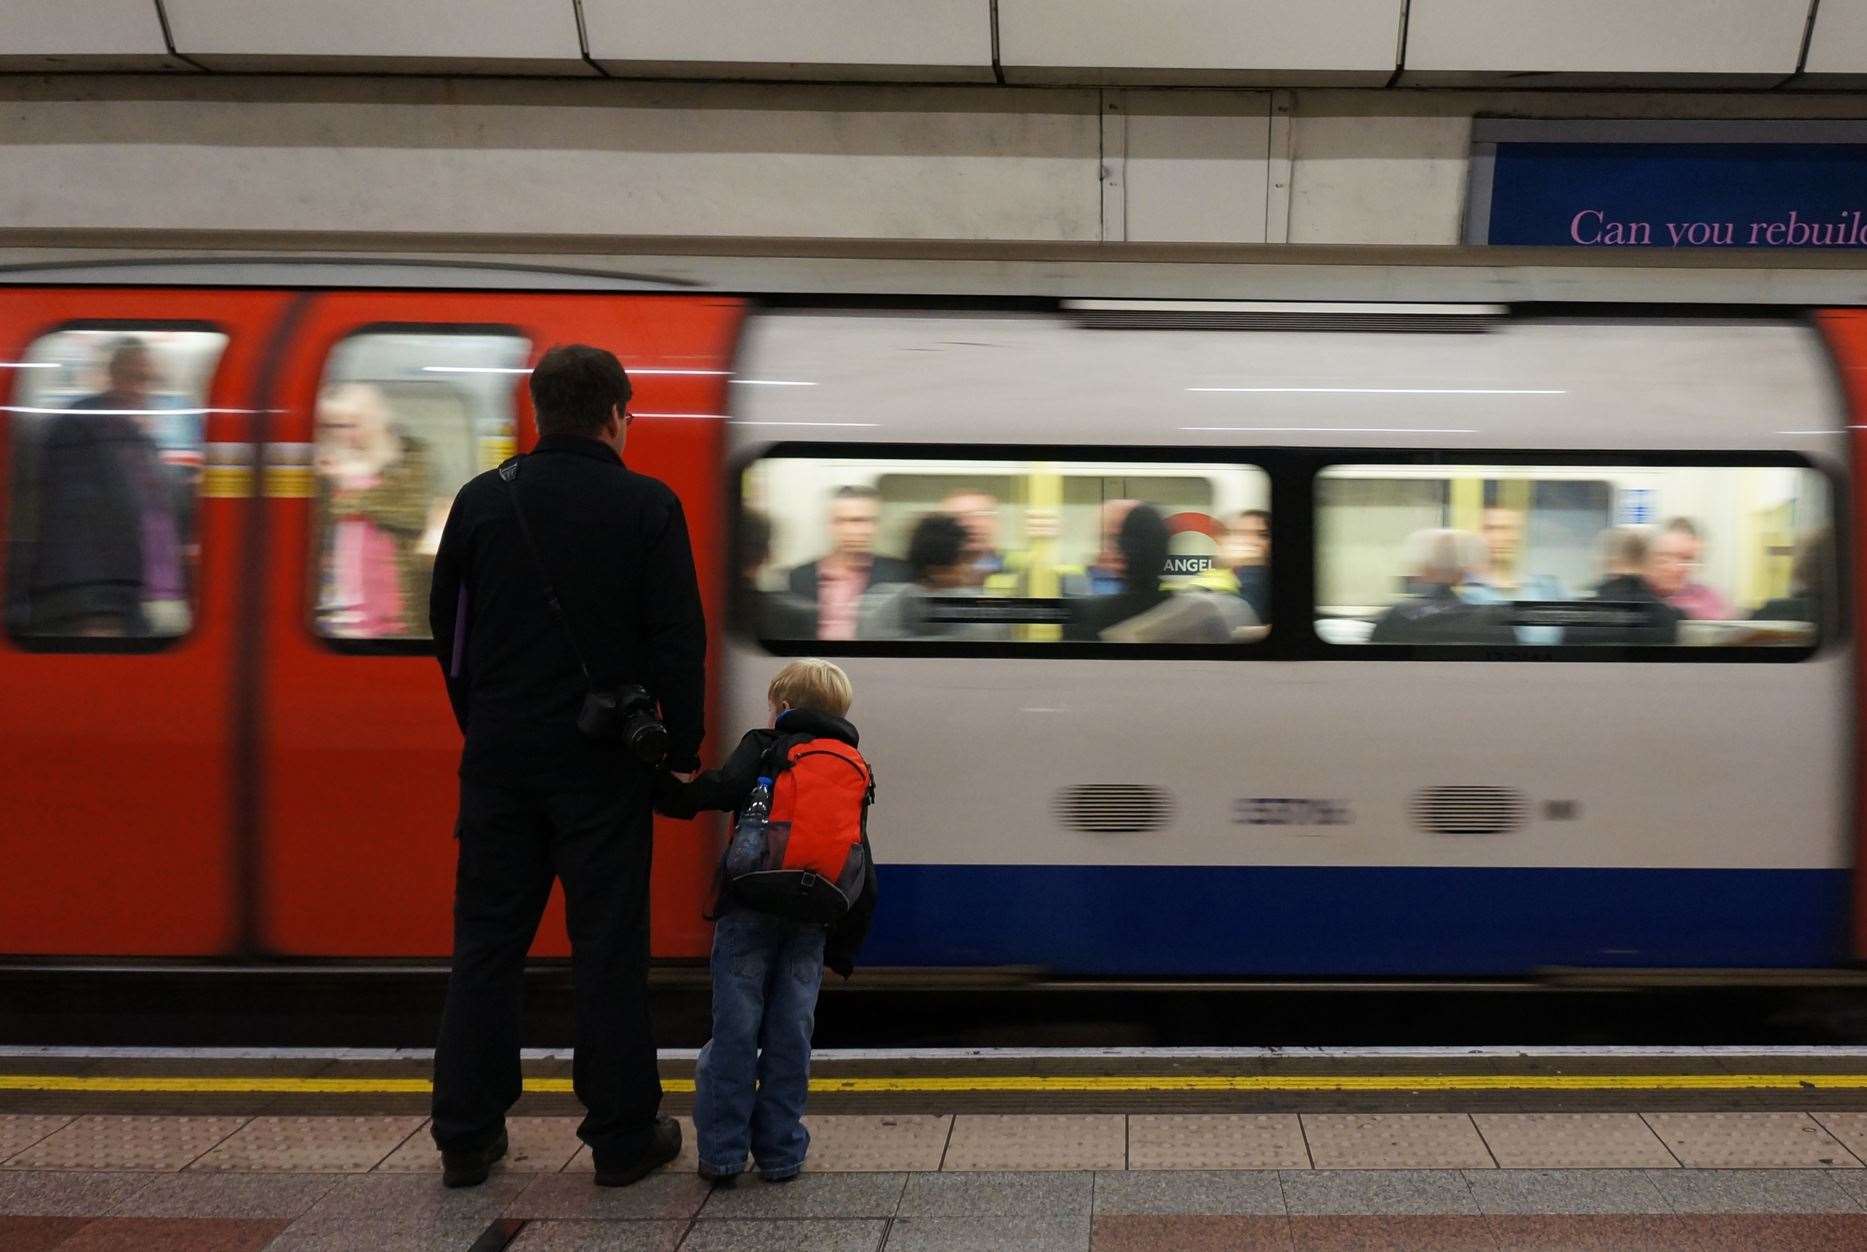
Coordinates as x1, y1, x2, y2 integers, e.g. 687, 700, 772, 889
585, 0, 993, 80
0, 0, 189, 72
1803, 0, 1867, 81
1403, 0, 1810, 85
998, 0, 1402, 85
162, 0, 593, 74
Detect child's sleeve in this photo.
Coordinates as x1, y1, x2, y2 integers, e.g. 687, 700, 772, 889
656, 730, 770, 819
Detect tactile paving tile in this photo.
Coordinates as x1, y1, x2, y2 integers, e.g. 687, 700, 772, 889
187, 1117, 424, 1173
1301, 1114, 1496, 1170
374, 1117, 581, 1173
940, 1115, 1125, 1172
1126, 1114, 1309, 1170
800, 1115, 952, 1172
1641, 1112, 1862, 1168
1813, 1113, 1867, 1163
0, 1117, 74, 1165
1473, 1113, 1680, 1169
8, 1116, 246, 1171
564, 1117, 697, 1174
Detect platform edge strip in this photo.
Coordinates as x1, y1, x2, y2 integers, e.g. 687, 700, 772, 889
7, 1073, 1867, 1095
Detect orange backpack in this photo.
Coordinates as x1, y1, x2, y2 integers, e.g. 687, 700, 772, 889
725, 736, 874, 924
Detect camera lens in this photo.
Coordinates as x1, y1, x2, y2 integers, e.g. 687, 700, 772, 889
629, 719, 670, 767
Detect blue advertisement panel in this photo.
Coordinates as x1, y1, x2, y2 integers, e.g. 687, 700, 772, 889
1467, 120, 1867, 248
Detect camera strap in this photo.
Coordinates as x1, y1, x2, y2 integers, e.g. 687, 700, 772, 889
498, 457, 594, 686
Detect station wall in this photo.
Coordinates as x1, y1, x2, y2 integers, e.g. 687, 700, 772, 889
2, 76, 1866, 246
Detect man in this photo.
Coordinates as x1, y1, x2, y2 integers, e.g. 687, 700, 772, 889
1066, 497, 1140, 598
25, 338, 186, 637
1585, 526, 1683, 644
1369, 529, 1514, 645
1462, 506, 1564, 603
1652, 517, 1733, 620
1222, 509, 1271, 623
786, 485, 910, 640
427, 345, 704, 1190
943, 488, 1006, 583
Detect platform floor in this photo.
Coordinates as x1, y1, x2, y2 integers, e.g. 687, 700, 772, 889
10, 1050, 1867, 1249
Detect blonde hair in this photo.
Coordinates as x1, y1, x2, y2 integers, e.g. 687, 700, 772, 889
768, 658, 853, 719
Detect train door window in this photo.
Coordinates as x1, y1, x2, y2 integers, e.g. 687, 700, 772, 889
1315, 462, 1831, 652
740, 452, 1271, 650
4, 327, 226, 647
309, 330, 528, 643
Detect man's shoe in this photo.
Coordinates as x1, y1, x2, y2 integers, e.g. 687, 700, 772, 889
440, 1128, 508, 1189
593, 1117, 681, 1188
698, 1163, 739, 1188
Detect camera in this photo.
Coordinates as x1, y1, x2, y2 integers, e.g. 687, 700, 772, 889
577, 683, 670, 768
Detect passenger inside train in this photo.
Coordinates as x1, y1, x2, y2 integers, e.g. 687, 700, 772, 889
4, 331, 212, 641
1317, 464, 1828, 648
741, 457, 1271, 644
309, 332, 527, 643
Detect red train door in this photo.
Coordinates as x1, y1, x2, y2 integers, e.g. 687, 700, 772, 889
0, 288, 291, 955
1815, 309, 1867, 962
253, 291, 742, 958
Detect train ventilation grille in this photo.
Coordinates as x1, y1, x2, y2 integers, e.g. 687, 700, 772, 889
1410, 786, 1526, 836
1056, 784, 1175, 834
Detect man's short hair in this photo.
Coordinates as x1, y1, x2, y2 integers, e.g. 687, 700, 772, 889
832, 485, 881, 504
529, 344, 632, 438
1663, 516, 1702, 540
1601, 525, 1654, 572
906, 513, 968, 579
1231, 509, 1270, 529
769, 658, 853, 718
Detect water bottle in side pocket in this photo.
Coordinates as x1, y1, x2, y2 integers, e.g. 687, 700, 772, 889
723, 776, 774, 879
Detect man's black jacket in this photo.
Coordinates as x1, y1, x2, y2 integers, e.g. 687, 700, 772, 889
430, 435, 706, 785
658, 708, 879, 978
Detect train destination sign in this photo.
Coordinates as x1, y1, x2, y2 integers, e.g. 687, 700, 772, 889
1466, 120, 1867, 249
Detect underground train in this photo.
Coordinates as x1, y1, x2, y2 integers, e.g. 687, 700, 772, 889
1, 273, 1862, 978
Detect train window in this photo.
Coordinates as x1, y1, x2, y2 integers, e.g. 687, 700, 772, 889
740, 454, 1272, 649
309, 330, 527, 642
1315, 463, 1831, 650
4, 327, 226, 646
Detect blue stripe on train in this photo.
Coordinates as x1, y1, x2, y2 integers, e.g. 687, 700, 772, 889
859, 865, 1853, 975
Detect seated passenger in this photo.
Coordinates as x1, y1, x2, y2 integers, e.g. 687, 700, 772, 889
1368, 529, 1514, 645
858, 514, 1009, 641
1652, 517, 1733, 620
1584, 526, 1684, 644
1753, 530, 1828, 624
1461, 506, 1565, 603
1100, 588, 1259, 644
1067, 504, 1174, 641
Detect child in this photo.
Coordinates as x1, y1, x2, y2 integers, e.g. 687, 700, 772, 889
659, 658, 876, 1184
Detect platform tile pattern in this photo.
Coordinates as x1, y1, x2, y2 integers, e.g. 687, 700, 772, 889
5, 1166, 1867, 1250
5, 1112, 1867, 1248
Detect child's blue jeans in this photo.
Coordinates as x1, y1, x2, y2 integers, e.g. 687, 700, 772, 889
693, 909, 827, 1179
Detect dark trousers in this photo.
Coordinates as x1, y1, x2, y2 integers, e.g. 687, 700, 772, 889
432, 776, 661, 1158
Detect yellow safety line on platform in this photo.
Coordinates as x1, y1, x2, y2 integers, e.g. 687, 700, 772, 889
6, 1073, 1867, 1095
